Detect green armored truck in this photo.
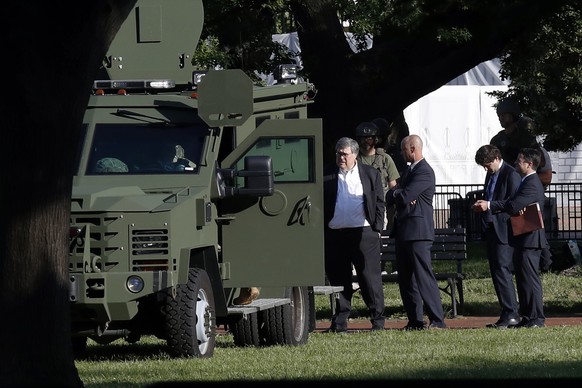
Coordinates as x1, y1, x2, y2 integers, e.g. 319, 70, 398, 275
69, 0, 325, 358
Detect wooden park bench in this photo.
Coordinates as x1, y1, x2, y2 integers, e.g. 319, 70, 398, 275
354, 227, 467, 318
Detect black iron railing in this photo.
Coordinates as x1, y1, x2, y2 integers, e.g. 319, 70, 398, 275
433, 183, 582, 241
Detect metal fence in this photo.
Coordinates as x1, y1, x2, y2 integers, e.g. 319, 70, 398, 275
433, 183, 582, 242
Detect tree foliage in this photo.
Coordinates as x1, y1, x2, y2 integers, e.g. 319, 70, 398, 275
201, 0, 579, 155
199, 0, 297, 81
494, 3, 582, 152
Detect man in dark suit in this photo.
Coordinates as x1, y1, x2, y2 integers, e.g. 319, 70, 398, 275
474, 148, 547, 328
473, 145, 521, 328
386, 134, 446, 330
323, 137, 386, 333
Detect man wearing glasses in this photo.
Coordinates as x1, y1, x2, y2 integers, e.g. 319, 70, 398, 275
323, 137, 386, 333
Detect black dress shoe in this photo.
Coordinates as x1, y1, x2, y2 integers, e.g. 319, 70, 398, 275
371, 318, 385, 331
514, 319, 544, 328
486, 317, 520, 329
428, 322, 447, 329
512, 319, 528, 328
403, 322, 426, 331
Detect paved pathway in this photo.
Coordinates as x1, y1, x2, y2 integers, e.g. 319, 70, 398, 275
315, 314, 582, 331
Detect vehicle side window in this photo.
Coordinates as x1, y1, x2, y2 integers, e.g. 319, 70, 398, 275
235, 137, 314, 184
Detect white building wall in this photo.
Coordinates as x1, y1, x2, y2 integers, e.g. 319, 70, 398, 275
556, 149, 582, 182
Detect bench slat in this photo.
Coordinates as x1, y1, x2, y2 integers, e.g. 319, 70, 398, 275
433, 236, 466, 243
432, 243, 466, 251
432, 252, 466, 260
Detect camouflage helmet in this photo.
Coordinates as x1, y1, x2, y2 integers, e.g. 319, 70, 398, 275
95, 157, 129, 173
496, 98, 521, 118
371, 118, 390, 138
355, 121, 379, 137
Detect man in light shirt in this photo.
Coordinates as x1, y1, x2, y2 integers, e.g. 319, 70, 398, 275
323, 137, 386, 333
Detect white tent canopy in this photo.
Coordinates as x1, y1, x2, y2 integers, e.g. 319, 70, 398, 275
404, 85, 507, 185
446, 58, 509, 86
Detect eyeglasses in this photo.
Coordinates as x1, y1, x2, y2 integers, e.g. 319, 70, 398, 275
335, 152, 352, 157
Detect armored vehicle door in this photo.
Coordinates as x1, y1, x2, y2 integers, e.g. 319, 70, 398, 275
219, 119, 325, 287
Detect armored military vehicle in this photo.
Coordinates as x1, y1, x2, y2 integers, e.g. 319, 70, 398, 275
69, 0, 325, 358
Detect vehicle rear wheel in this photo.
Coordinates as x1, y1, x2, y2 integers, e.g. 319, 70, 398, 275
231, 312, 261, 347
259, 286, 309, 346
164, 268, 216, 358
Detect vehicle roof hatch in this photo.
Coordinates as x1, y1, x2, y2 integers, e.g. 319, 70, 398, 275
95, 0, 203, 85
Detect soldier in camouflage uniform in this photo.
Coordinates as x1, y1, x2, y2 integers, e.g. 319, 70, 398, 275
355, 122, 400, 233
490, 99, 537, 167
373, 116, 409, 177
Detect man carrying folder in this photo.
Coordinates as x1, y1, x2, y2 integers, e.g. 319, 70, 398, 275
473, 145, 521, 328
473, 148, 547, 328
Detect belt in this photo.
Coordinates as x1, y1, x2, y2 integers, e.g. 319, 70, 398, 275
332, 226, 369, 232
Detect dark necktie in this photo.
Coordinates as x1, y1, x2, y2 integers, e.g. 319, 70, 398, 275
486, 173, 497, 201
484, 173, 497, 227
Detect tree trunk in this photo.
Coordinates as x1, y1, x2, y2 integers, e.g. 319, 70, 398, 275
0, 2, 136, 386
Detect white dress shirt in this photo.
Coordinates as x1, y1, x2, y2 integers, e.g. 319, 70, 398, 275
328, 164, 370, 229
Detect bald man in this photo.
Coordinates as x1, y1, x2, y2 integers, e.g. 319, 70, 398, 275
386, 135, 446, 330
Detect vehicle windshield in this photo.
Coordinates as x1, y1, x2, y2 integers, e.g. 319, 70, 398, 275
85, 124, 207, 175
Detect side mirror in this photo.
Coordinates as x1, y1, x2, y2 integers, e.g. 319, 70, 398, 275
238, 156, 274, 196
216, 156, 274, 197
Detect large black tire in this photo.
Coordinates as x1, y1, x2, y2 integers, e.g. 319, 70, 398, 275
231, 312, 261, 347
164, 268, 216, 358
259, 286, 309, 346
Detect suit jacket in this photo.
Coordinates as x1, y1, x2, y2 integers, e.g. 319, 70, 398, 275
386, 158, 435, 241
485, 162, 521, 244
490, 173, 548, 249
323, 162, 385, 233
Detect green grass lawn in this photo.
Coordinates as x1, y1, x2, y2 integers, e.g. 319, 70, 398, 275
78, 326, 582, 386
76, 240, 582, 387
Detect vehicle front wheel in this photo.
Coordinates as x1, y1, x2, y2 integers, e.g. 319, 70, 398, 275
164, 268, 216, 358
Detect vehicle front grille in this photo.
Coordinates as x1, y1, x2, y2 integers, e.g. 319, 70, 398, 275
69, 215, 121, 272
131, 229, 171, 271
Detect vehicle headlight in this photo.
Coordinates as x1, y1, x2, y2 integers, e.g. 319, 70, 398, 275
126, 276, 144, 293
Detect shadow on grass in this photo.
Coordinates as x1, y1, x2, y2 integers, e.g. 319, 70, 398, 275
76, 331, 239, 362
149, 378, 582, 387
